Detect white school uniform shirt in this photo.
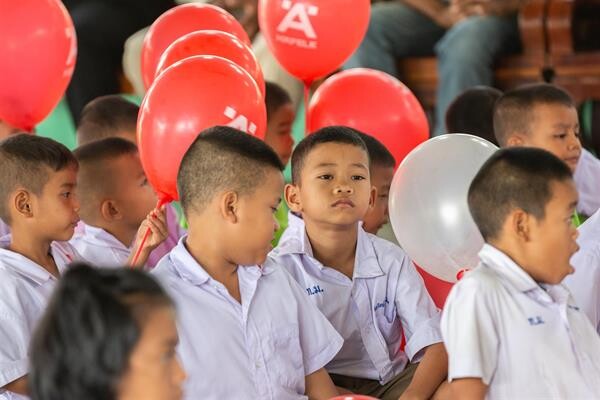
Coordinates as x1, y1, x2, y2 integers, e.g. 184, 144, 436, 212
151, 238, 343, 400
70, 223, 130, 268
564, 209, 600, 332
0, 242, 78, 400
441, 244, 600, 399
574, 149, 600, 217
270, 214, 442, 384
0, 220, 9, 239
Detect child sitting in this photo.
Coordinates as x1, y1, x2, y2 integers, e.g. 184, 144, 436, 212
151, 126, 343, 399
29, 263, 185, 400
0, 134, 82, 398
494, 83, 600, 218
271, 126, 447, 400
264, 81, 295, 166
442, 147, 600, 398
70, 138, 168, 268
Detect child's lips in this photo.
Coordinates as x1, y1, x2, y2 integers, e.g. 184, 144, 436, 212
331, 198, 355, 208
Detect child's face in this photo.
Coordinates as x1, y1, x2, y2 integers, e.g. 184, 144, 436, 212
362, 164, 395, 234
264, 103, 295, 165
511, 104, 581, 172
118, 306, 185, 400
228, 168, 284, 266
287, 143, 374, 228
521, 179, 579, 284
111, 153, 158, 229
32, 166, 80, 241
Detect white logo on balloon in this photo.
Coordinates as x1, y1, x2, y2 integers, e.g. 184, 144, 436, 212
275, 0, 318, 49
224, 106, 257, 135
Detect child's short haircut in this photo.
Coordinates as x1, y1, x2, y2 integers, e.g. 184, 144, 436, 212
177, 126, 284, 216
265, 81, 292, 119
0, 134, 77, 223
77, 95, 139, 146
493, 83, 575, 146
29, 263, 173, 400
291, 126, 368, 184
73, 137, 139, 220
468, 147, 573, 241
356, 132, 395, 169
446, 86, 502, 145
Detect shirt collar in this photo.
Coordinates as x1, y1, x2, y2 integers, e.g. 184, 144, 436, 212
479, 244, 543, 293
276, 212, 384, 279
77, 223, 131, 251
169, 237, 273, 287
0, 244, 66, 285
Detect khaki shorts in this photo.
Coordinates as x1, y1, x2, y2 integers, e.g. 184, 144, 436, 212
330, 362, 418, 400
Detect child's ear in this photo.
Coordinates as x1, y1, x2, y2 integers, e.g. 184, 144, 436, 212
511, 209, 532, 242
506, 134, 524, 147
219, 191, 239, 223
13, 190, 33, 218
100, 200, 122, 222
284, 183, 302, 213
368, 185, 377, 210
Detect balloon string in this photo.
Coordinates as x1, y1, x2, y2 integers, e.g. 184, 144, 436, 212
303, 81, 311, 136
130, 196, 170, 267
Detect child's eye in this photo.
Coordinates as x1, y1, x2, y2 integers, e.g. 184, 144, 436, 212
554, 133, 567, 140
378, 193, 389, 199
61, 192, 71, 198
318, 174, 333, 180
271, 206, 279, 213
141, 178, 149, 186
351, 175, 366, 181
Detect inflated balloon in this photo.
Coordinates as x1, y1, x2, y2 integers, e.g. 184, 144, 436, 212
156, 30, 265, 97
415, 264, 453, 308
141, 3, 251, 89
138, 55, 266, 201
0, 0, 77, 131
309, 68, 428, 168
258, 0, 370, 83
389, 134, 498, 282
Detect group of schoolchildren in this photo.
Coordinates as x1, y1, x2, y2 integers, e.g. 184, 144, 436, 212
1, 80, 600, 400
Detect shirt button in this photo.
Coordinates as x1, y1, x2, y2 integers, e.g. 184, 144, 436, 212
255, 362, 262, 369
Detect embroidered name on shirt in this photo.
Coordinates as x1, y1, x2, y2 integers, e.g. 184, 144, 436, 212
374, 298, 390, 312
528, 316, 545, 325
306, 285, 324, 296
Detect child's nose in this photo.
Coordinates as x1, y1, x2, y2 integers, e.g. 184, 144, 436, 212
334, 184, 353, 194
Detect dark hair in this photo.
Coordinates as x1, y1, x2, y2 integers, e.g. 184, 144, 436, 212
0, 134, 77, 223
177, 126, 284, 216
74, 138, 140, 222
446, 86, 502, 145
493, 83, 575, 146
291, 126, 368, 184
265, 81, 292, 119
356, 132, 395, 169
29, 263, 173, 400
77, 95, 139, 146
468, 147, 573, 241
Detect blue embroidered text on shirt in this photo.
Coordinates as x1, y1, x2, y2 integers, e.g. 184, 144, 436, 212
306, 285, 324, 296
528, 316, 545, 325
374, 298, 390, 312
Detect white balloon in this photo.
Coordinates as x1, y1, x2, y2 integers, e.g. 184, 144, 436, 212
389, 134, 498, 282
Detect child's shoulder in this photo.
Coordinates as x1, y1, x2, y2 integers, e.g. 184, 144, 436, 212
363, 231, 412, 269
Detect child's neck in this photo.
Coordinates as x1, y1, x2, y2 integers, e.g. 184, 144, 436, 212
9, 229, 59, 278
304, 219, 358, 279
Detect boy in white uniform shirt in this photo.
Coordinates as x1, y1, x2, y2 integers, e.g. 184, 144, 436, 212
0, 135, 82, 399
270, 127, 448, 400
494, 83, 600, 218
151, 126, 343, 400
70, 138, 169, 268
565, 208, 600, 332
442, 147, 600, 399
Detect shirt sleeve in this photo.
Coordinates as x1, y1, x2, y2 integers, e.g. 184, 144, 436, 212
441, 277, 499, 384
394, 255, 443, 362
284, 269, 343, 376
0, 305, 30, 388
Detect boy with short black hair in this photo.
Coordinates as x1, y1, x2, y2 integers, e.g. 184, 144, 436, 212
356, 132, 396, 234
152, 126, 343, 399
445, 86, 502, 145
271, 126, 447, 400
493, 83, 600, 217
0, 134, 82, 398
76, 95, 139, 146
70, 137, 168, 268
442, 147, 600, 399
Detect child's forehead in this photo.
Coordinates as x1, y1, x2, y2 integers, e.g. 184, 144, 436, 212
305, 142, 369, 166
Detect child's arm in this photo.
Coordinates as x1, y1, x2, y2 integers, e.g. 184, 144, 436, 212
399, 342, 447, 400
3, 376, 28, 395
128, 207, 168, 268
449, 378, 487, 400
304, 367, 339, 400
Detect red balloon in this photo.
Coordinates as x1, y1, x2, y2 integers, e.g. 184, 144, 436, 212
415, 264, 453, 309
309, 68, 429, 168
142, 3, 251, 89
258, 0, 370, 83
0, 0, 77, 131
138, 56, 266, 202
156, 30, 265, 97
